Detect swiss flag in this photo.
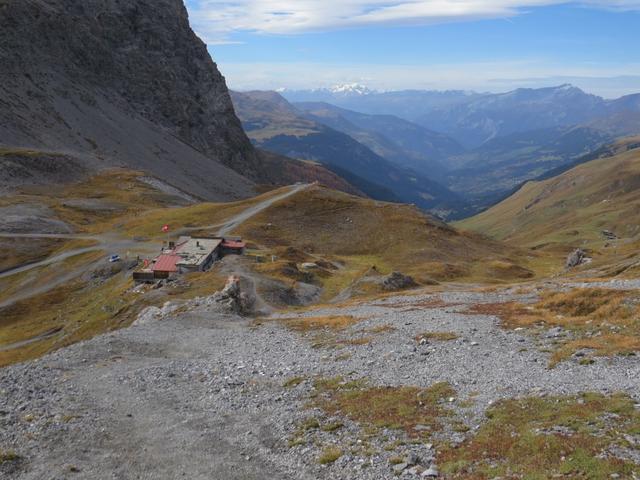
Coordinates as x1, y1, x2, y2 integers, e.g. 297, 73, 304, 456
162, 224, 170, 233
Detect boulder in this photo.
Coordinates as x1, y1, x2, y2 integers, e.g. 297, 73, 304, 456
422, 466, 439, 477
565, 249, 587, 268
382, 272, 418, 291
208, 275, 255, 315
405, 452, 420, 466
392, 462, 409, 474
134, 301, 179, 325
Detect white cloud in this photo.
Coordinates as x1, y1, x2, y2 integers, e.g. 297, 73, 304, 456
187, 0, 640, 41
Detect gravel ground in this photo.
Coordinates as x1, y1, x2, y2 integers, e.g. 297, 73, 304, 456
1, 285, 639, 479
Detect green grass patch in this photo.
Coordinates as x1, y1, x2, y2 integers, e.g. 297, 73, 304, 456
283, 376, 305, 388
321, 421, 344, 432
318, 446, 342, 464
0, 449, 20, 464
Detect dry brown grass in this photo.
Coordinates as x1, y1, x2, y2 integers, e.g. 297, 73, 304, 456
276, 315, 361, 333
465, 288, 640, 364
8, 169, 189, 234
457, 143, 640, 265
415, 331, 460, 342
313, 377, 455, 437
438, 392, 640, 478
235, 185, 539, 286
274, 315, 403, 349
551, 334, 640, 365
317, 446, 343, 464
365, 324, 396, 334
0, 238, 72, 273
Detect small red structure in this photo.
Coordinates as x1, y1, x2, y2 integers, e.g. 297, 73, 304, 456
152, 254, 180, 278
221, 239, 246, 255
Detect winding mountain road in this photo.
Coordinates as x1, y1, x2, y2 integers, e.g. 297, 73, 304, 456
0, 233, 151, 280
215, 183, 309, 236
0, 184, 309, 309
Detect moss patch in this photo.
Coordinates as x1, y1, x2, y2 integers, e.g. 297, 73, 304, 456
0, 449, 20, 464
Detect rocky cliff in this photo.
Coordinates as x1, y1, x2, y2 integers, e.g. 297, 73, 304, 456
0, 0, 348, 199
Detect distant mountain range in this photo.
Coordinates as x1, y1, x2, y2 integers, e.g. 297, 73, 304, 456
231, 91, 462, 212
278, 84, 640, 217
281, 84, 640, 148
294, 102, 464, 179
282, 86, 482, 129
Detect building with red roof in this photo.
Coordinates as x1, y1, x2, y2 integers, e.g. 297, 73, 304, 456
151, 254, 180, 278
134, 236, 246, 283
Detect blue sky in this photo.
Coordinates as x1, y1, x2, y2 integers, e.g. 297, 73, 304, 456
184, 1, 640, 97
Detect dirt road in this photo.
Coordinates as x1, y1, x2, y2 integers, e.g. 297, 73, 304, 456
0, 185, 309, 308
216, 184, 308, 236
0, 233, 150, 279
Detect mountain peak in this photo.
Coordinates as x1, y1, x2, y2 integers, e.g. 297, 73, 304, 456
555, 83, 581, 92
329, 83, 374, 95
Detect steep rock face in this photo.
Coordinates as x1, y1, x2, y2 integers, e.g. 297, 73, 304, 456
0, 0, 342, 199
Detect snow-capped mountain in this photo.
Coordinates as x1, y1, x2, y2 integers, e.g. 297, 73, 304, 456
329, 83, 374, 95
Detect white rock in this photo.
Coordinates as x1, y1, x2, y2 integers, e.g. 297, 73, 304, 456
422, 466, 438, 477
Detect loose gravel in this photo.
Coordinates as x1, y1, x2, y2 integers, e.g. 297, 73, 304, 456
1, 285, 639, 479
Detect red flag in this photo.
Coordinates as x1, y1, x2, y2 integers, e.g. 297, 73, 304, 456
162, 224, 170, 233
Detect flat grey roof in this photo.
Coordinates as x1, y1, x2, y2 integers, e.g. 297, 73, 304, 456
174, 236, 222, 267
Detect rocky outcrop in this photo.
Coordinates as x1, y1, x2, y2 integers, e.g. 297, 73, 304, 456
382, 272, 418, 291
566, 248, 588, 268
208, 276, 256, 315
135, 276, 256, 325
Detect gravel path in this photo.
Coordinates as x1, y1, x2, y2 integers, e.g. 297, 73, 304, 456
1, 285, 639, 479
0, 184, 309, 308
216, 183, 309, 236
